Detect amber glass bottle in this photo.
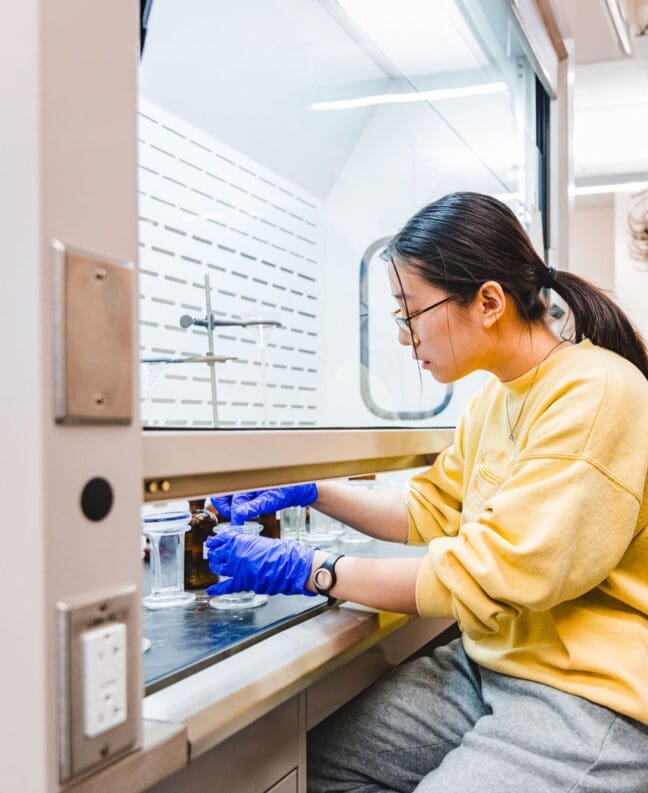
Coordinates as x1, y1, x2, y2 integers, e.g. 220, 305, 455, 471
184, 497, 218, 590
258, 511, 281, 539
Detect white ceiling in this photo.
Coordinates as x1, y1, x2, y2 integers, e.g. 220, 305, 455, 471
140, 0, 385, 198
546, 0, 648, 183
548, 0, 635, 63
141, 0, 647, 193
573, 38, 648, 180
336, 0, 488, 74
140, 0, 520, 198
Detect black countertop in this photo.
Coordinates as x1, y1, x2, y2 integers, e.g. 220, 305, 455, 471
142, 570, 327, 693
142, 536, 425, 693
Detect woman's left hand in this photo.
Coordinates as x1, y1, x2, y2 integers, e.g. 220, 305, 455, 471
205, 531, 317, 597
209, 484, 318, 523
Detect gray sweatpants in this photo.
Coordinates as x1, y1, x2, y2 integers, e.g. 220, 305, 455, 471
307, 639, 648, 792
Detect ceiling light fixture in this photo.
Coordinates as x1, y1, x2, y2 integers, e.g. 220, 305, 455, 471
311, 81, 507, 111
573, 180, 648, 196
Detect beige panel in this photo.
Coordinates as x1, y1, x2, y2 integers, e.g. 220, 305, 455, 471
144, 428, 452, 479
265, 770, 298, 793
296, 692, 307, 793
22, 0, 141, 790
534, 0, 568, 60
0, 1, 46, 789
53, 244, 134, 424
143, 428, 452, 501
144, 454, 436, 501
146, 698, 299, 793
66, 720, 187, 793
3, 0, 140, 789
143, 608, 414, 756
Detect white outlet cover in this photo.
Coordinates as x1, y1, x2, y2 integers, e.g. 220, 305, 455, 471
81, 623, 128, 737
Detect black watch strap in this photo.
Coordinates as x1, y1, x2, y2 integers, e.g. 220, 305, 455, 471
312, 552, 345, 603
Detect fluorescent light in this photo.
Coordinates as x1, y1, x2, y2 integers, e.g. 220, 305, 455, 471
491, 192, 525, 202
311, 82, 507, 111
573, 180, 648, 196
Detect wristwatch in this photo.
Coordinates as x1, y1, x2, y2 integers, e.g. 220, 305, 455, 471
312, 553, 345, 604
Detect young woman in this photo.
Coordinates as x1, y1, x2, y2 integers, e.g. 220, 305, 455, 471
206, 192, 648, 792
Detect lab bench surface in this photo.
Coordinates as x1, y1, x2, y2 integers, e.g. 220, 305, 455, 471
143, 591, 327, 693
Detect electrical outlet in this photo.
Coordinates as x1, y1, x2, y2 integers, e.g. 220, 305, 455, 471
57, 586, 139, 783
82, 623, 127, 737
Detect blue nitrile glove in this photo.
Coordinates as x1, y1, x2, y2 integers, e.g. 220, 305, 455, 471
205, 530, 317, 597
209, 484, 318, 525
209, 494, 236, 520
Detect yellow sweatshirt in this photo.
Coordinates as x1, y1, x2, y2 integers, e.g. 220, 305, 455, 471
405, 340, 648, 724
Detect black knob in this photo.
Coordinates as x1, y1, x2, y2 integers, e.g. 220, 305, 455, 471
80, 478, 113, 522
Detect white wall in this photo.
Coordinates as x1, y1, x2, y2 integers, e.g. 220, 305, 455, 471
569, 196, 615, 290
568, 193, 648, 344
137, 100, 324, 429
614, 192, 648, 342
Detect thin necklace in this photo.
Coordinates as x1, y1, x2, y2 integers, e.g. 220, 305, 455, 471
505, 339, 566, 442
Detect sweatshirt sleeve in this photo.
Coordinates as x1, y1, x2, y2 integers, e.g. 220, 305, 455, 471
404, 416, 465, 545
415, 454, 641, 637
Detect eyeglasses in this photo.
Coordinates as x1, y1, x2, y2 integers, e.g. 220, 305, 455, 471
390, 294, 457, 331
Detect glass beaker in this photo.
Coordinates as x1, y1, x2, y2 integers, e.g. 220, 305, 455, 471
139, 361, 169, 427
143, 511, 196, 609
341, 525, 374, 547
279, 505, 306, 540
300, 509, 340, 551
208, 521, 268, 610
342, 477, 374, 546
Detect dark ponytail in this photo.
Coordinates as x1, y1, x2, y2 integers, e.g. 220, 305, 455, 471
384, 192, 648, 380
549, 270, 648, 379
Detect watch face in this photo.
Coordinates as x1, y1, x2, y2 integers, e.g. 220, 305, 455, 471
314, 567, 333, 591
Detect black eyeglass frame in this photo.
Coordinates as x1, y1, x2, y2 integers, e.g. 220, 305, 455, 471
391, 294, 458, 331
